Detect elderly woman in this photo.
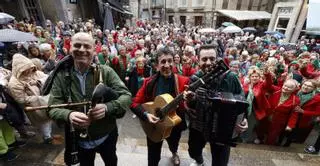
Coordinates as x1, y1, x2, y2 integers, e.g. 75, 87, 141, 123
39, 43, 56, 74
265, 79, 300, 145
8, 54, 53, 144
286, 79, 320, 143
241, 66, 273, 143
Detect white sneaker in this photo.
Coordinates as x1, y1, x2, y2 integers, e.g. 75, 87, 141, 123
132, 114, 137, 118
254, 138, 261, 144
189, 161, 204, 166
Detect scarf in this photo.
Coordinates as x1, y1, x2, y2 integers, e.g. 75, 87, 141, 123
246, 85, 254, 116
278, 92, 290, 106
297, 90, 317, 106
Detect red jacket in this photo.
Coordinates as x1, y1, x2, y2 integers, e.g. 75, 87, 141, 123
267, 88, 300, 118
288, 94, 320, 128
242, 73, 273, 120
130, 73, 189, 120
182, 66, 197, 77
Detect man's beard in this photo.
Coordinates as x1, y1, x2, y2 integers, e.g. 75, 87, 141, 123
73, 54, 92, 73
201, 64, 213, 73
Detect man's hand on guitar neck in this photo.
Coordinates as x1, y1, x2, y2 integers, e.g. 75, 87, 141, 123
183, 85, 196, 102
145, 112, 160, 124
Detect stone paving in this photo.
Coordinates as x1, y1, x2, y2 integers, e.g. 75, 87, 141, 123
1, 111, 320, 166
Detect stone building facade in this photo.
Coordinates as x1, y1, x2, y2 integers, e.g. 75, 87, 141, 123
0, 0, 82, 26
268, 0, 308, 43
137, 0, 276, 28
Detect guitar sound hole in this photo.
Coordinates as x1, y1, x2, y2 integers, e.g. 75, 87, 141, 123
155, 108, 164, 120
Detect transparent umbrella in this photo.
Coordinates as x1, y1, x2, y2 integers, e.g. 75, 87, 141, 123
198, 28, 216, 33
222, 26, 243, 34
0, 12, 15, 24
0, 29, 38, 42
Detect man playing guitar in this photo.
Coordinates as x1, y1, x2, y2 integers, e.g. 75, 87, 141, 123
131, 47, 189, 166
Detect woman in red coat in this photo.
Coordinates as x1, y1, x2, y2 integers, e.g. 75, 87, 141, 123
265, 79, 300, 145
241, 66, 273, 143
287, 79, 320, 142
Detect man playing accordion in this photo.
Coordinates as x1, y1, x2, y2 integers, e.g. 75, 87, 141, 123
184, 44, 248, 166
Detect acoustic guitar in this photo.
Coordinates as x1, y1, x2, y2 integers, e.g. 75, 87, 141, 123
140, 60, 229, 142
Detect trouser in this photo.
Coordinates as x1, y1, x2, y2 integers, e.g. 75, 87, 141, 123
40, 120, 52, 139
314, 133, 320, 152
147, 126, 183, 166
78, 129, 118, 166
0, 120, 15, 155
240, 112, 257, 143
188, 128, 230, 166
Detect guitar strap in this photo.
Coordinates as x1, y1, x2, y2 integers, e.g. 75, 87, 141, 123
173, 74, 179, 97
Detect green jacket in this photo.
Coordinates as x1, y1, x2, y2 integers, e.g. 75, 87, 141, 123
47, 65, 132, 140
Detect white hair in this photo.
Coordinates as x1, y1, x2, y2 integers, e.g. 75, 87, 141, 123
39, 43, 52, 53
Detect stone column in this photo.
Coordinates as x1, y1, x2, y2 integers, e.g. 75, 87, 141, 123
290, 0, 308, 43
285, 1, 303, 42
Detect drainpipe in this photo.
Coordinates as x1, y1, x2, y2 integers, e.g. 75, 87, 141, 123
212, 0, 216, 28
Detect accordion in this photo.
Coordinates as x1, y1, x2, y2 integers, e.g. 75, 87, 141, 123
207, 92, 248, 147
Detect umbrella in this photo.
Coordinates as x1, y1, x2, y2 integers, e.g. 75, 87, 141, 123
198, 28, 216, 33
222, 26, 243, 33
0, 12, 15, 24
0, 29, 38, 42
264, 31, 285, 39
222, 22, 235, 27
103, 5, 115, 30
242, 27, 257, 33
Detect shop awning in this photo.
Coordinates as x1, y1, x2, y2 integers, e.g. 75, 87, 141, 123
217, 10, 271, 21
107, 0, 133, 15
307, 0, 320, 35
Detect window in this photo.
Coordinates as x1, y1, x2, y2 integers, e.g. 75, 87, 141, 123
152, 0, 164, 7
152, 10, 155, 16
178, 0, 187, 8
192, 0, 204, 7
222, 0, 228, 9
180, 16, 186, 25
169, 16, 174, 24
70, 0, 77, 4
24, 0, 41, 23
194, 16, 203, 26
275, 17, 289, 35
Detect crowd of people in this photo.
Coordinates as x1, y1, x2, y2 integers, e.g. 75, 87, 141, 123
0, 16, 319, 166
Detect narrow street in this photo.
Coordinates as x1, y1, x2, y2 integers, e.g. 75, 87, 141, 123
1, 111, 319, 166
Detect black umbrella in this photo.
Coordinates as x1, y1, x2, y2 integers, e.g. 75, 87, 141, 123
242, 27, 257, 33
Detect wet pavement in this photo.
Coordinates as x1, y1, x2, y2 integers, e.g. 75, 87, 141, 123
1, 111, 320, 166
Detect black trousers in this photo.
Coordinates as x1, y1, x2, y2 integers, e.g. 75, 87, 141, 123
78, 129, 118, 166
147, 126, 183, 166
188, 128, 230, 166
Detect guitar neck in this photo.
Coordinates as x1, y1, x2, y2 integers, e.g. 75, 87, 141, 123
161, 94, 184, 115
160, 60, 229, 116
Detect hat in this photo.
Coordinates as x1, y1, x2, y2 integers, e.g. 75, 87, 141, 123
289, 61, 300, 68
